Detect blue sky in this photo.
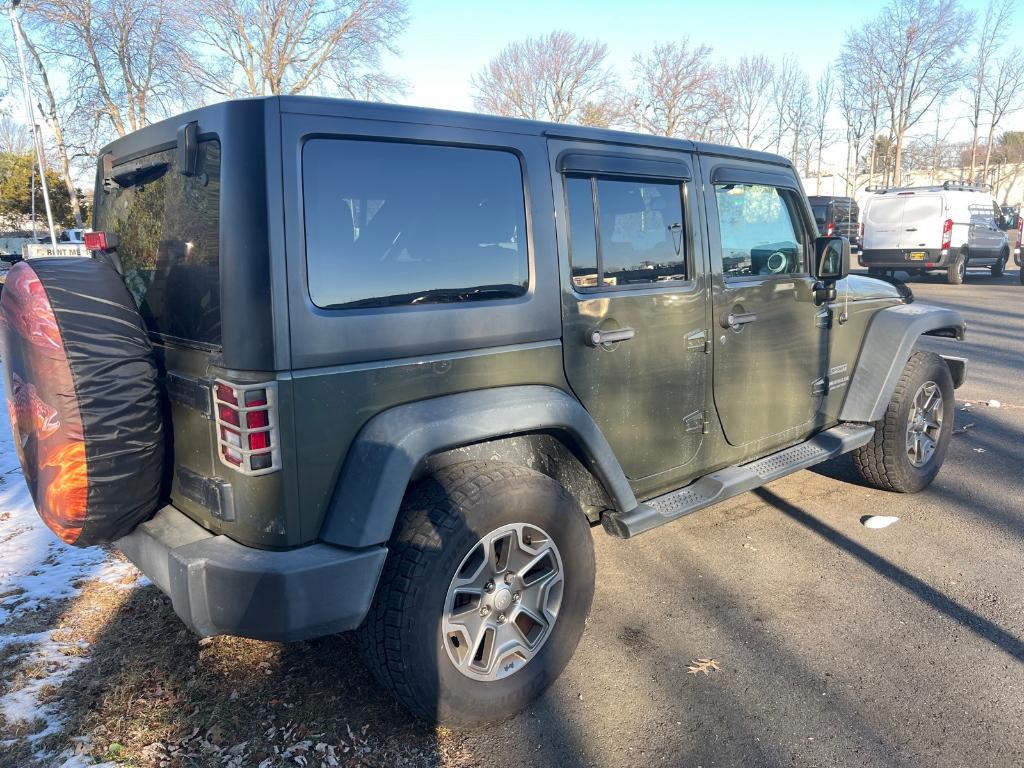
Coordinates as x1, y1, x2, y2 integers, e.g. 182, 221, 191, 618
386, 0, 1021, 139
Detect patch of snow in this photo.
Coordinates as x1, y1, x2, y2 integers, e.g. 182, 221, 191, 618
0, 632, 89, 741
54, 752, 116, 768
0, 376, 145, 751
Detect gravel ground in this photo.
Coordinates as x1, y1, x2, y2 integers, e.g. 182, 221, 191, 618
1, 268, 1021, 768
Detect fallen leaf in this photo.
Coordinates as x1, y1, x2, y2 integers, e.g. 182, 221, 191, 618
687, 658, 721, 676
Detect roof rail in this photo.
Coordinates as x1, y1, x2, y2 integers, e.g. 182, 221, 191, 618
940, 180, 992, 192
867, 181, 993, 195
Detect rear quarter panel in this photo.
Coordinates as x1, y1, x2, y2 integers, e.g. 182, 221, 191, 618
276, 106, 569, 542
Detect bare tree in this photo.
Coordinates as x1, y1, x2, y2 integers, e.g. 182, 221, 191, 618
0, 19, 84, 224
770, 56, 804, 154
722, 55, 775, 150
837, 66, 871, 194
0, 114, 32, 154
193, 0, 408, 99
26, 0, 197, 138
811, 67, 835, 194
981, 50, 1024, 179
472, 31, 619, 126
784, 73, 813, 169
626, 39, 719, 138
845, 0, 974, 185
966, 0, 1015, 180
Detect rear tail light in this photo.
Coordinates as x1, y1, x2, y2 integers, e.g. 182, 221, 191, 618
212, 380, 279, 476
941, 219, 953, 251
1017, 216, 1022, 236
83, 231, 118, 252
826, 222, 834, 236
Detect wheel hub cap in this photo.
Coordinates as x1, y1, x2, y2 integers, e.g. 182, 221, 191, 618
442, 523, 564, 681
906, 381, 943, 467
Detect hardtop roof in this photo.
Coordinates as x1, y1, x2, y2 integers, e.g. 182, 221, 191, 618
101, 95, 793, 170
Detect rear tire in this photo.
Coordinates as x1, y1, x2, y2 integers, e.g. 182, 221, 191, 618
991, 250, 1007, 277
357, 461, 595, 725
947, 251, 966, 284
852, 351, 955, 493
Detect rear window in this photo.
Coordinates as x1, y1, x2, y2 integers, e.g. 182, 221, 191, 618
302, 139, 529, 309
94, 140, 221, 346
811, 204, 827, 228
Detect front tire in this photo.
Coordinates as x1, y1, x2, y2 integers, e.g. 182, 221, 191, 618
357, 461, 595, 725
852, 350, 955, 493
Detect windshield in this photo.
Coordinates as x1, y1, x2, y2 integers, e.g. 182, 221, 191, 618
93, 140, 221, 346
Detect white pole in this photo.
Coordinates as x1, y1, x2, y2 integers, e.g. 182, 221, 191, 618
7, 1, 56, 247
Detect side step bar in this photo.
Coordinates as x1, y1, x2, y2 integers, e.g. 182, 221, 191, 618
602, 424, 875, 539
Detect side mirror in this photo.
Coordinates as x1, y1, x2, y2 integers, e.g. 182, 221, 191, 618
814, 235, 849, 282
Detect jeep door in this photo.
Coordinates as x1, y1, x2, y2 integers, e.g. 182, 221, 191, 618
549, 140, 709, 482
702, 159, 827, 449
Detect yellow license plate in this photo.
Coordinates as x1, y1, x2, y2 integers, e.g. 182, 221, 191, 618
909, 251, 927, 260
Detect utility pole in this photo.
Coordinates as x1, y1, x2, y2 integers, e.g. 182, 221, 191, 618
7, 0, 56, 246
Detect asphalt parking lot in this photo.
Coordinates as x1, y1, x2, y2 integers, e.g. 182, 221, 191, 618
465, 267, 1023, 767
2, 268, 1021, 768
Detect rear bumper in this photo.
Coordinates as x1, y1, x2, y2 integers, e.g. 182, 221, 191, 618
859, 248, 948, 268
116, 505, 387, 642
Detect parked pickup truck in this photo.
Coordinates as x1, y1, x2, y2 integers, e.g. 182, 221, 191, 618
0, 97, 967, 725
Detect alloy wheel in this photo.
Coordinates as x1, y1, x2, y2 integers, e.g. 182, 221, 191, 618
906, 381, 944, 467
442, 523, 564, 681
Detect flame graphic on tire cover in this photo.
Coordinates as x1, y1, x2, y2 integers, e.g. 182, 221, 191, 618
0, 262, 88, 543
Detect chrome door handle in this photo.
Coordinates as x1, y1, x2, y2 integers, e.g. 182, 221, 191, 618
589, 326, 636, 346
721, 311, 758, 330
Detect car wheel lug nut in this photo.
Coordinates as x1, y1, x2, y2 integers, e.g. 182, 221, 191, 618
484, 580, 495, 593
512, 591, 521, 602
480, 605, 491, 617
496, 614, 506, 625
504, 572, 515, 585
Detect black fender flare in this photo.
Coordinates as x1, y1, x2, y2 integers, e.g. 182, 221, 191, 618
839, 303, 966, 423
318, 385, 636, 548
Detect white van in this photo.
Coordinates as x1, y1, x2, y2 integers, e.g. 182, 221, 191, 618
860, 183, 1010, 284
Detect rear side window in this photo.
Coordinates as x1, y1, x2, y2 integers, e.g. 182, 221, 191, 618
303, 139, 529, 309
565, 175, 686, 289
94, 141, 221, 345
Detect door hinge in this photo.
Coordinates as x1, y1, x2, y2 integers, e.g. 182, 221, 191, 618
165, 372, 213, 419
684, 410, 710, 434
811, 377, 829, 396
686, 328, 711, 353
815, 308, 833, 329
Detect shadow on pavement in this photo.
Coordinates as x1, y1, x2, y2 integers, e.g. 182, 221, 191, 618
753, 486, 1024, 663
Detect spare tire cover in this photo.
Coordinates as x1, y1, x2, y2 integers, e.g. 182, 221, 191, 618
0, 257, 164, 546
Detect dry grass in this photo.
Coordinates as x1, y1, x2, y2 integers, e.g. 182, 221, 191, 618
1, 574, 480, 768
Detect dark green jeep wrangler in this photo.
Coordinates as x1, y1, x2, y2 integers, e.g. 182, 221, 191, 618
4, 97, 967, 725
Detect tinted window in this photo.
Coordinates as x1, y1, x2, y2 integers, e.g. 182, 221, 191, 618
811, 204, 827, 228
714, 183, 806, 278
93, 140, 221, 345
565, 175, 686, 289
566, 177, 598, 288
303, 139, 528, 309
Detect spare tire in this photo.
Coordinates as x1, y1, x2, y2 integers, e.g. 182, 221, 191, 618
0, 257, 164, 547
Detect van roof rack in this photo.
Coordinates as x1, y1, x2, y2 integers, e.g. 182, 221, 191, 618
868, 181, 992, 195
